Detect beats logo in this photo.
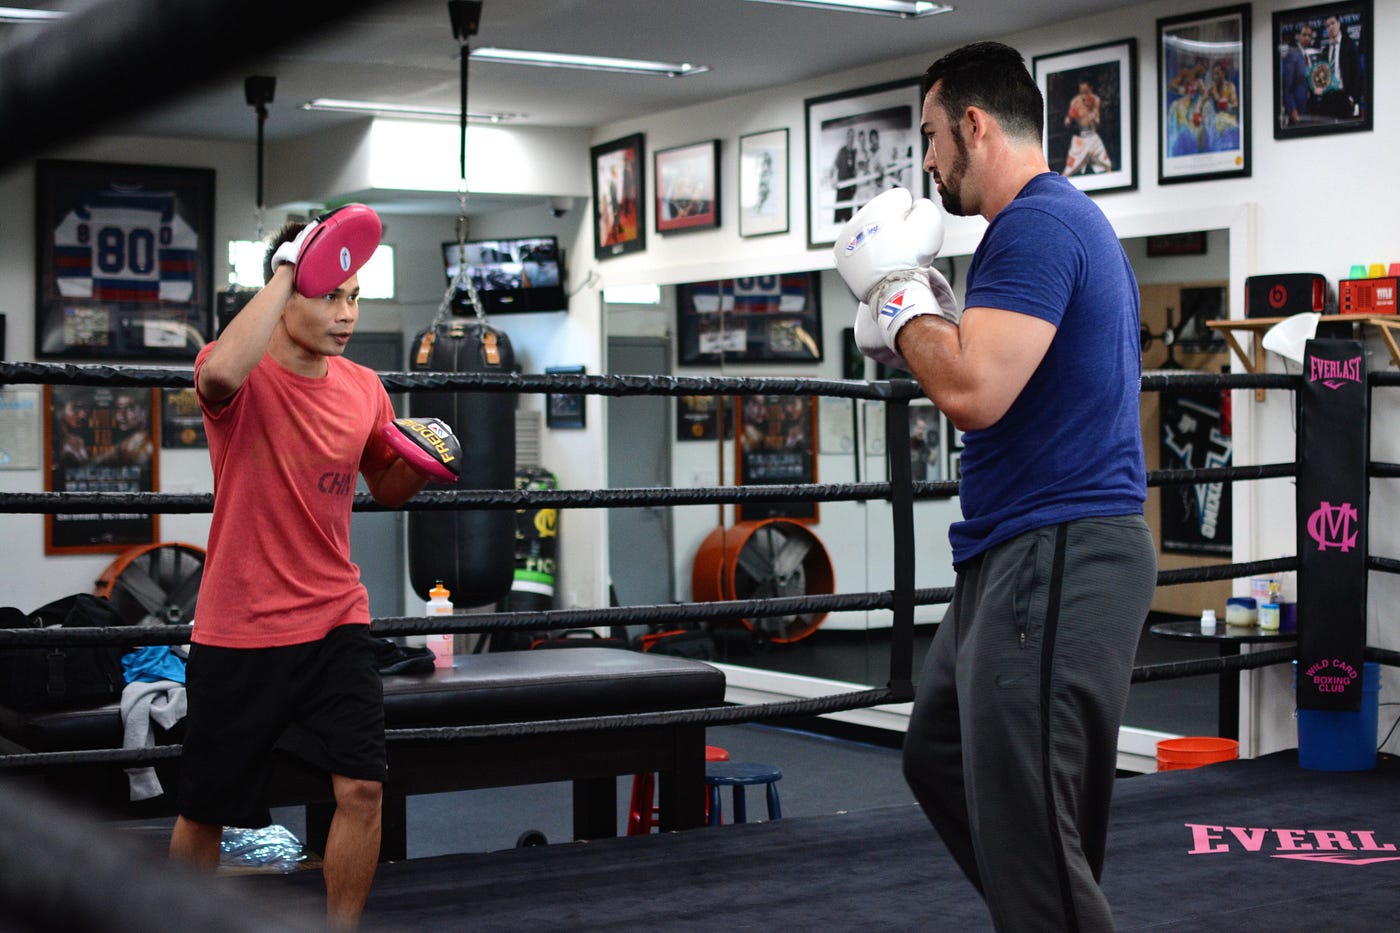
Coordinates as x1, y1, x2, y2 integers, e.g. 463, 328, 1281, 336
1269, 284, 1288, 309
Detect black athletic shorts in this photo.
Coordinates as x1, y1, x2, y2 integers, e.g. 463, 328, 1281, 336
176, 623, 386, 829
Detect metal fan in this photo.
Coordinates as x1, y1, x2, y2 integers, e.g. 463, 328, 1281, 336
726, 521, 832, 643
95, 542, 205, 627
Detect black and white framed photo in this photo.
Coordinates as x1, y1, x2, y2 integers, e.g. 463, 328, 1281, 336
804, 77, 926, 249
655, 139, 720, 234
34, 159, 215, 360
590, 133, 646, 260
738, 128, 789, 238
1273, 1, 1373, 139
1033, 39, 1138, 195
1157, 4, 1251, 185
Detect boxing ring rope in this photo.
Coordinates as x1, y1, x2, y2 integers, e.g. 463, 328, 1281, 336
1, 361, 1327, 785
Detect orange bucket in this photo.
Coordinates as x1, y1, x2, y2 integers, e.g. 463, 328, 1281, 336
1156, 737, 1239, 772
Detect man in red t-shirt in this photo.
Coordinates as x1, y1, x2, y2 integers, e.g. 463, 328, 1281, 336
169, 207, 457, 929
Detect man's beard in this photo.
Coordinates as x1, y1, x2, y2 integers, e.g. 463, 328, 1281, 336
937, 125, 971, 217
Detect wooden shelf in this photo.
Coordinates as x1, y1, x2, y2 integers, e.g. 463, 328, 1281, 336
1208, 315, 1400, 373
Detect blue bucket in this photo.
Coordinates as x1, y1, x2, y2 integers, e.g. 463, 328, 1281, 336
1295, 661, 1381, 772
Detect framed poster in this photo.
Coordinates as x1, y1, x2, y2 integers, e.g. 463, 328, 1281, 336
805, 77, 927, 248
1033, 39, 1138, 195
676, 395, 733, 442
736, 394, 818, 523
160, 387, 207, 448
590, 133, 646, 260
45, 384, 160, 553
35, 160, 214, 360
655, 139, 720, 233
676, 272, 822, 366
907, 401, 944, 483
738, 128, 789, 238
1273, 1, 1373, 139
545, 365, 586, 429
1160, 390, 1232, 555
1157, 5, 1251, 185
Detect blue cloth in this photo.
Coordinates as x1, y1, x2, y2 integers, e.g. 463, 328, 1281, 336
952, 172, 1145, 564
122, 645, 187, 684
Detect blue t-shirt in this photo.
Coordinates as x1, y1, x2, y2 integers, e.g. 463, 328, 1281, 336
950, 172, 1145, 563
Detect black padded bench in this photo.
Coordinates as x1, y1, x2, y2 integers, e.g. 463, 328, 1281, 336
0, 647, 726, 860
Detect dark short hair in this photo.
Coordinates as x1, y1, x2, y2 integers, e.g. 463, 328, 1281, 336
262, 220, 307, 284
923, 41, 1044, 143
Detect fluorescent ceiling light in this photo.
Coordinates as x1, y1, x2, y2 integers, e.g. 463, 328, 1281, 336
302, 98, 523, 123
744, 0, 953, 18
470, 47, 708, 78
0, 6, 67, 22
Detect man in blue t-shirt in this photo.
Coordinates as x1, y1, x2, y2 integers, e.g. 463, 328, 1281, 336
834, 41, 1156, 931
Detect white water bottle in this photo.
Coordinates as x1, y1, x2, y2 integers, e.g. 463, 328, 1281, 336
1200, 608, 1217, 635
425, 581, 455, 669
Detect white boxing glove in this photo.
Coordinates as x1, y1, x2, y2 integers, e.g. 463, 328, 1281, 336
269, 220, 319, 274
854, 301, 911, 372
833, 187, 945, 303
862, 266, 960, 359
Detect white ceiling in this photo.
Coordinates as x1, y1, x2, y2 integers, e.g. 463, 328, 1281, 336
3, 0, 1131, 209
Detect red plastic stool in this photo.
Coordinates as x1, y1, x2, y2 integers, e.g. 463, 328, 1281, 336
627, 745, 729, 835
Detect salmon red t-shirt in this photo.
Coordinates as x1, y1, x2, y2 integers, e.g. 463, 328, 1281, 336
193, 343, 397, 647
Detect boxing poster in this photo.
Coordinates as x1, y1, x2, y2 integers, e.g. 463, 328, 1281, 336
1156, 5, 1251, 184
1272, 1, 1373, 140
1032, 39, 1138, 195
45, 385, 160, 553
1160, 389, 1232, 555
34, 160, 214, 360
736, 395, 817, 522
804, 77, 927, 249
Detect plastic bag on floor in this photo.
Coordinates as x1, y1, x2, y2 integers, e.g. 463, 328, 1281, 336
220, 824, 307, 873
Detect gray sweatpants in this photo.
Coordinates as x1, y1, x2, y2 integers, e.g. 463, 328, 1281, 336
903, 514, 1157, 932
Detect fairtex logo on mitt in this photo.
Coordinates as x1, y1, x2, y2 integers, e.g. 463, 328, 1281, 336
843, 222, 881, 255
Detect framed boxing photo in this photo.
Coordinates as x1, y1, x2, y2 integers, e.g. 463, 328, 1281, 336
804, 77, 928, 250
1033, 39, 1138, 196
1272, 1, 1373, 140
1156, 4, 1252, 185
654, 139, 720, 234
34, 159, 215, 361
590, 133, 646, 260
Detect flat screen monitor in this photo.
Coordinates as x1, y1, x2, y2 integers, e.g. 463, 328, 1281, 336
442, 236, 566, 314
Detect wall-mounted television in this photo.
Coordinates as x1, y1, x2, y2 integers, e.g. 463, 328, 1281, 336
442, 236, 566, 314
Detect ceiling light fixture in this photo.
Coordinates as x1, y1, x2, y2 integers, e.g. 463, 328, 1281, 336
469, 47, 709, 78
0, 6, 67, 23
743, 0, 953, 19
302, 98, 523, 123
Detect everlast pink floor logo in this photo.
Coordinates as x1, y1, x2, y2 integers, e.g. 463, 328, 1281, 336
1187, 824, 1400, 864
1307, 500, 1359, 552
1309, 355, 1363, 389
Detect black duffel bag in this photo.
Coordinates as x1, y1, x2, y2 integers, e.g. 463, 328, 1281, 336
0, 594, 131, 712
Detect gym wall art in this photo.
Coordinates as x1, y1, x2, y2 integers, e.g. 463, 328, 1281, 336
675, 272, 822, 366
804, 77, 927, 249
590, 133, 647, 260
44, 384, 160, 554
1032, 39, 1138, 195
654, 139, 720, 234
1272, 0, 1373, 140
1156, 4, 1252, 185
34, 160, 215, 360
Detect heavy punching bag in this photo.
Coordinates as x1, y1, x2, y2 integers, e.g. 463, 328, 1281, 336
408, 319, 516, 606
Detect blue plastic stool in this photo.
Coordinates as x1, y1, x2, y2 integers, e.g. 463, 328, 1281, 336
705, 760, 783, 825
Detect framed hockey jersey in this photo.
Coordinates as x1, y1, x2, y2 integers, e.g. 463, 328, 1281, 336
35, 160, 214, 360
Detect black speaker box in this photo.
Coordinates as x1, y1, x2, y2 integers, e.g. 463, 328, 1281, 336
1244, 273, 1330, 318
